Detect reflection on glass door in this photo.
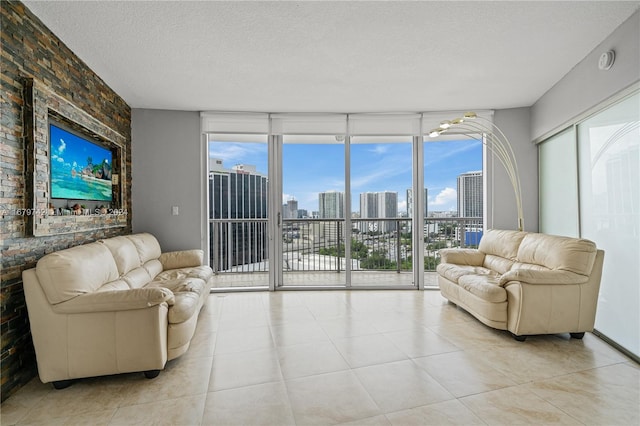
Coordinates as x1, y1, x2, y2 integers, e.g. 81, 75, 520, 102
207, 134, 269, 289
281, 135, 346, 287
577, 92, 639, 356
350, 136, 414, 287
423, 138, 483, 286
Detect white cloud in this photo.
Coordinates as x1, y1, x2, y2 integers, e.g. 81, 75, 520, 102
397, 200, 407, 212
57, 157, 64, 163
369, 145, 389, 155
425, 140, 481, 165
209, 142, 266, 163
282, 193, 294, 204
429, 187, 457, 208
57, 139, 66, 154
351, 161, 409, 190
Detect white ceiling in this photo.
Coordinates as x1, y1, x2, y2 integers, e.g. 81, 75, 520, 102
23, 0, 640, 113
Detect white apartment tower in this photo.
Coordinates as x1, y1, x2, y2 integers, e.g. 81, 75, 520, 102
406, 188, 429, 217
457, 171, 483, 217
318, 191, 344, 219
283, 198, 298, 219
360, 191, 398, 232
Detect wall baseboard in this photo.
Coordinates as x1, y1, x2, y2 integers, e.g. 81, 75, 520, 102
593, 328, 640, 365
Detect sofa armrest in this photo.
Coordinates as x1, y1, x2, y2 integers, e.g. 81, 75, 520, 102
159, 249, 204, 270
439, 248, 485, 266
52, 287, 175, 314
500, 269, 589, 286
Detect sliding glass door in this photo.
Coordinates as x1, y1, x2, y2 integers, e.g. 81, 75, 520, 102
350, 136, 414, 287
208, 134, 270, 289
203, 112, 487, 291
280, 135, 346, 287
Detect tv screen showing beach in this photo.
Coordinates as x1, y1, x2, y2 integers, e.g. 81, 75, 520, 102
49, 121, 113, 202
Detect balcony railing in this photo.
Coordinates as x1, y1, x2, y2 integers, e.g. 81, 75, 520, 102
209, 216, 483, 274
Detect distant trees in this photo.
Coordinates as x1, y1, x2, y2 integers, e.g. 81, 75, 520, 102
316, 234, 445, 271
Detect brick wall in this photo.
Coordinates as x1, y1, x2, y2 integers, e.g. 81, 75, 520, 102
0, 1, 132, 401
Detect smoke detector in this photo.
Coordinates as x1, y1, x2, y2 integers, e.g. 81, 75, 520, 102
598, 50, 615, 71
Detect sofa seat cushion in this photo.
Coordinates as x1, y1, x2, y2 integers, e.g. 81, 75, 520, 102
147, 277, 208, 324
436, 263, 496, 284
457, 274, 506, 303
155, 266, 213, 283
168, 291, 202, 324
148, 278, 205, 294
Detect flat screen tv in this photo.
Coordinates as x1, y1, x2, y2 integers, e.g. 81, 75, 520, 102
49, 120, 113, 202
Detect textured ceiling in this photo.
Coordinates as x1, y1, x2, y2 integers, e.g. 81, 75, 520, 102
22, 0, 640, 113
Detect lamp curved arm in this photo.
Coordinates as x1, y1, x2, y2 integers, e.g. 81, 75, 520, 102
429, 113, 524, 231
455, 126, 524, 232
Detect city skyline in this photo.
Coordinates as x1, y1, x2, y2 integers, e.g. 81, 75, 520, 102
209, 138, 482, 213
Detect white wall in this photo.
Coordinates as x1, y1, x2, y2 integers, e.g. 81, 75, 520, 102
487, 107, 538, 232
531, 10, 640, 141
131, 109, 203, 252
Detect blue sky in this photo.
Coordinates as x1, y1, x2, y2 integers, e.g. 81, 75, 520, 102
209, 139, 482, 213
50, 123, 111, 171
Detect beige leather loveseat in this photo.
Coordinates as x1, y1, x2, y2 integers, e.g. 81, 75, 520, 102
22, 233, 213, 388
437, 229, 604, 341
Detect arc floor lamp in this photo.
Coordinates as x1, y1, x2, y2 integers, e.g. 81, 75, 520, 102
429, 112, 524, 232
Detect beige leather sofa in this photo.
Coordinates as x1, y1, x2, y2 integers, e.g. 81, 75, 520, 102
22, 233, 213, 388
437, 229, 604, 341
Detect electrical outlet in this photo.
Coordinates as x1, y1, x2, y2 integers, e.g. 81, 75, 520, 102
172, 206, 179, 216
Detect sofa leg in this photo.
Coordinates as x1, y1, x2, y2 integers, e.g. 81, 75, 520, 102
144, 370, 161, 379
570, 332, 585, 339
52, 379, 74, 390
512, 333, 527, 342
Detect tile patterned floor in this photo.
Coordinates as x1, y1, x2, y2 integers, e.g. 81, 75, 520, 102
2, 290, 638, 425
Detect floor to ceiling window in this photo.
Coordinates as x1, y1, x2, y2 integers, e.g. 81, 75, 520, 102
207, 134, 270, 289
423, 138, 483, 286
280, 135, 346, 287
350, 136, 414, 287
203, 112, 486, 291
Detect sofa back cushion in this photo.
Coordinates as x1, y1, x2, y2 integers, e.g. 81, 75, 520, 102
143, 259, 164, 280
122, 267, 153, 289
125, 233, 162, 264
36, 243, 119, 304
516, 233, 597, 275
478, 229, 527, 260
99, 236, 141, 275
483, 255, 515, 275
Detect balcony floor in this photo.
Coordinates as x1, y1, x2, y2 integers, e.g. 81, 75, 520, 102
211, 271, 439, 289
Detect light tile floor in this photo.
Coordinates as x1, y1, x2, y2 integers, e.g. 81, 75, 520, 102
2, 290, 638, 425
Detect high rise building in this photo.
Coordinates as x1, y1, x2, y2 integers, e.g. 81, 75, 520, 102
318, 191, 344, 245
283, 198, 298, 219
209, 158, 268, 271
359, 191, 398, 232
318, 191, 344, 219
457, 171, 483, 217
